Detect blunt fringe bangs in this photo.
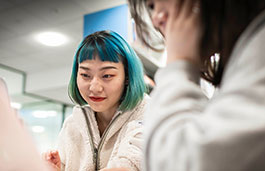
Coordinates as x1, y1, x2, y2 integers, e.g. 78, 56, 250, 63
68, 30, 146, 111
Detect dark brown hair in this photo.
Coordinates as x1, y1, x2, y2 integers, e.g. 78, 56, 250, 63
128, 0, 265, 86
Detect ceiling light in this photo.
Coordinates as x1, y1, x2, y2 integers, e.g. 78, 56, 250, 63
11, 102, 22, 109
32, 110, 57, 118
35, 32, 67, 46
31, 126, 45, 133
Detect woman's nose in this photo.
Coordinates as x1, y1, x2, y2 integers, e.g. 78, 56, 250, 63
151, 10, 168, 33
89, 78, 103, 93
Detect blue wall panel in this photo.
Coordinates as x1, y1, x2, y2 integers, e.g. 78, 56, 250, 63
83, 5, 128, 40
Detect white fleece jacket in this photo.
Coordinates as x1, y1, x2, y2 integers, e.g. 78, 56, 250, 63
57, 95, 149, 171
144, 10, 265, 171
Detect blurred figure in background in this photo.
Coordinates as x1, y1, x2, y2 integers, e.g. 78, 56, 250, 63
43, 30, 149, 171
128, 0, 265, 170
144, 75, 155, 94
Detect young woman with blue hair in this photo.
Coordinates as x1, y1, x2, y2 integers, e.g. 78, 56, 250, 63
44, 30, 148, 171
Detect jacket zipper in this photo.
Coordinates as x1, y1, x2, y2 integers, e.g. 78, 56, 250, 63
94, 148, 98, 170
82, 107, 122, 171
95, 112, 121, 170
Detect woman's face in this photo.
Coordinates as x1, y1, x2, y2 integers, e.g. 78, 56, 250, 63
146, 0, 176, 36
77, 56, 126, 115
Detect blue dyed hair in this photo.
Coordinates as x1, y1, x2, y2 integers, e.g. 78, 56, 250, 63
69, 30, 146, 111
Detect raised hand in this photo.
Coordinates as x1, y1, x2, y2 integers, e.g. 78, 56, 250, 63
42, 150, 61, 171
165, 0, 201, 65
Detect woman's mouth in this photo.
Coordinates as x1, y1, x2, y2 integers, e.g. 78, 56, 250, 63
89, 97, 106, 102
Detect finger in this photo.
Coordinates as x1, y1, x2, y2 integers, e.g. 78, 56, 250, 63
43, 152, 50, 160
165, 0, 180, 36
53, 150, 59, 156
169, 0, 181, 18
51, 151, 59, 159
50, 151, 61, 165
179, 0, 195, 18
47, 150, 53, 159
49, 150, 57, 158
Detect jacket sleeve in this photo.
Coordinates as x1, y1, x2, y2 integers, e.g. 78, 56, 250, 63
107, 120, 144, 171
145, 26, 265, 171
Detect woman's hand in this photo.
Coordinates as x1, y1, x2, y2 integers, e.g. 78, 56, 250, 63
42, 150, 61, 171
165, 0, 201, 65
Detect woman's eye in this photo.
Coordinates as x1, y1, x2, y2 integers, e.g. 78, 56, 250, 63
81, 73, 90, 78
103, 74, 113, 79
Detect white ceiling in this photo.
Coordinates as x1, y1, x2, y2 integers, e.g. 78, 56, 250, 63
0, 0, 127, 72
0, 0, 127, 106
